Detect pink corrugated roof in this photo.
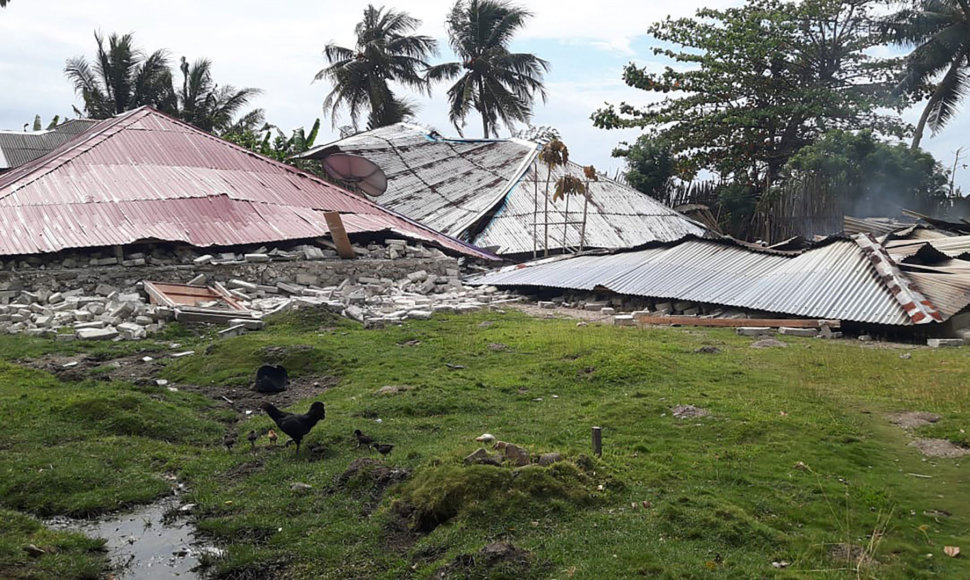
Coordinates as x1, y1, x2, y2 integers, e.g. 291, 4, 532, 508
0, 107, 496, 260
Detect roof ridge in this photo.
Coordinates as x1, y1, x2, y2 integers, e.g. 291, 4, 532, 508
854, 233, 943, 324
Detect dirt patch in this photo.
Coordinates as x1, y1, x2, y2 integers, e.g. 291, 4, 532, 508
432, 542, 533, 579
750, 338, 787, 349
178, 375, 339, 415
333, 457, 410, 515
829, 543, 873, 566
672, 405, 710, 419
909, 439, 970, 458
888, 411, 941, 429
694, 346, 721, 354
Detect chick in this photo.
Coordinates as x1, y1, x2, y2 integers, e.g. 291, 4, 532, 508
372, 443, 394, 457
223, 433, 236, 452
247, 430, 258, 451
354, 429, 374, 448
267, 429, 278, 446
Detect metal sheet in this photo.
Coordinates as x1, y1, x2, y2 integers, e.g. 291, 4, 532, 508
0, 108, 496, 260
472, 236, 956, 326
303, 124, 706, 253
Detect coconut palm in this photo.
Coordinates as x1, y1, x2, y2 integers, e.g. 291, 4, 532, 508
177, 57, 264, 134
315, 5, 437, 130
64, 32, 176, 119
427, 0, 548, 138
883, 0, 970, 148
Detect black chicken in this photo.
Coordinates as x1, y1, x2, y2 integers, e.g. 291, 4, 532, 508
372, 443, 394, 457
259, 401, 326, 455
353, 429, 374, 448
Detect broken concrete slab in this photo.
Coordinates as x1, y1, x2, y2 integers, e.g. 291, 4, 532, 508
779, 327, 819, 338
737, 327, 775, 337
927, 338, 963, 348
76, 327, 119, 340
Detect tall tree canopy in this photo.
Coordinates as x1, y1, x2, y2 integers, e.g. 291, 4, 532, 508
65, 31, 263, 135
592, 0, 903, 190
177, 57, 264, 134
315, 5, 437, 130
427, 0, 549, 137
65, 32, 176, 118
882, 0, 970, 148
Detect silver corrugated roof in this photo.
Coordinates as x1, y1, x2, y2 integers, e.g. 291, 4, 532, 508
0, 119, 97, 169
472, 235, 964, 326
302, 124, 706, 254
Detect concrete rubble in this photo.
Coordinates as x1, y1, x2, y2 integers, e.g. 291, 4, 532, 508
0, 239, 515, 341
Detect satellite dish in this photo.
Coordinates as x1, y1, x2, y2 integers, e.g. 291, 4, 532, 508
322, 153, 388, 197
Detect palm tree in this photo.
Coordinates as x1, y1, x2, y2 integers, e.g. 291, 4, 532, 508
64, 32, 176, 119
315, 5, 437, 130
883, 0, 970, 148
177, 57, 264, 134
427, 0, 549, 138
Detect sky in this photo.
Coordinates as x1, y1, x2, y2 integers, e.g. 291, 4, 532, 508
1, 0, 968, 195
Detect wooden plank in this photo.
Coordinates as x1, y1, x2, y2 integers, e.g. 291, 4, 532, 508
324, 211, 356, 259
633, 314, 840, 329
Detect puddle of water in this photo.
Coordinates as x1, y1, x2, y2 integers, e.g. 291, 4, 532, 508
46, 497, 221, 579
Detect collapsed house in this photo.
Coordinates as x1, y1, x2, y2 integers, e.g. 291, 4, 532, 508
470, 233, 970, 338
298, 123, 707, 257
0, 107, 506, 340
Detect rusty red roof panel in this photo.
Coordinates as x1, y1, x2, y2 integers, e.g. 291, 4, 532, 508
0, 107, 495, 260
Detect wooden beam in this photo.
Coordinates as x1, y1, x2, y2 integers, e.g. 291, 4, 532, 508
633, 314, 840, 329
324, 211, 356, 259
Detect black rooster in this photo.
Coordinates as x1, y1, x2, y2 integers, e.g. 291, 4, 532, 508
259, 401, 326, 455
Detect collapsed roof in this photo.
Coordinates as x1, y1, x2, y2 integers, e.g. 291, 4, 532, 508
471, 233, 970, 327
0, 119, 98, 170
299, 123, 707, 256
0, 108, 495, 260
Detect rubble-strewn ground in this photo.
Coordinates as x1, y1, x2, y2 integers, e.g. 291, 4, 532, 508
1, 309, 969, 579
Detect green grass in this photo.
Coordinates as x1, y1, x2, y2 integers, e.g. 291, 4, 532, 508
1, 308, 969, 578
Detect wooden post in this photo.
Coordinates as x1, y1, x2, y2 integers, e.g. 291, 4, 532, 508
323, 211, 356, 259
592, 426, 602, 457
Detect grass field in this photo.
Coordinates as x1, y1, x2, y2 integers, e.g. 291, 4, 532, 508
1, 306, 969, 579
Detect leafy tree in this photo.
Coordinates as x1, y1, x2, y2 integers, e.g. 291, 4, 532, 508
224, 119, 324, 174
881, 0, 970, 148
315, 5, 437, 130
177, 57, 264, 135
612, 136, 675, 200
784, 129, 949, 215
592, 0, 903, 189
64, 32, 176, 118
427, 0, 549, 137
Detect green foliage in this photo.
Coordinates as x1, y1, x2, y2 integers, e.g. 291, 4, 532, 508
785, 129, 949, 215
64, 31, 262, 135
881, 0, 970, 147
315, 5, 437, 130
223, 119, 325, 174
718, 183, 758, 234
64, 31, 177, 119
427, 0, 549, 137
613, 135, 675, 200
592, 0, 905, 185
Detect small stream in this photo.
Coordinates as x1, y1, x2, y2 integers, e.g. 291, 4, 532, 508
46, 496, 222, 579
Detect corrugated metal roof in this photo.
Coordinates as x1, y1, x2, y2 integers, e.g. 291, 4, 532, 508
302, 124, 706, 254
0, 108, 496, 260
477, 161, 707, 255
0, 119, 98, 170
472, 235, 964, 326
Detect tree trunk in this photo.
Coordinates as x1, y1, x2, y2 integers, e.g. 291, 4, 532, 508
543, 164, 551, 257
911, 98, 934, 150
479, 81, 490, 138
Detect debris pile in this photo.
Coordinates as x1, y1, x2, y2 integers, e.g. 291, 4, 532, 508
0, 271, 515, 340
0, 238, 449, 273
